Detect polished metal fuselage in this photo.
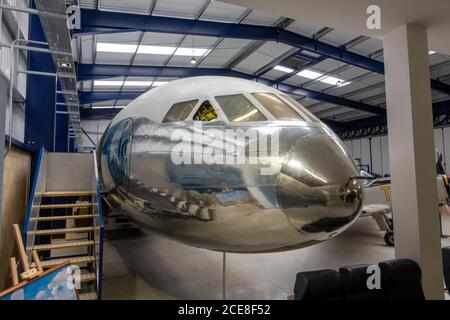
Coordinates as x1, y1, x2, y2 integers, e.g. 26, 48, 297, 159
97, 117, 363, 253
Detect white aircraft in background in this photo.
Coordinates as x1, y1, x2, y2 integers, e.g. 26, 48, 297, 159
360, 153, 450, 246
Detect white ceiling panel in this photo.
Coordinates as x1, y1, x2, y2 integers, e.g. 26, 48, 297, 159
95, 52, 134, 64
260, 69, 288, 80
100, 0, 155, 14
428, 53, 450, 66
80, 36, 95, 63
320, 30, 360, 47
79, 0, 96, 9
133, 54, 171, 66
241, 9, 280, 26
313, 59, 347, 73
316, 106, 356, 118
233, 42, 292, 74
336, 66, 369, 81
152, 0, 208, 19
299, 98, 318, 107
286, 21, 322, 37
199, 38, 252, 68
140, 32, 184, 46
348, 87, 385, 101
95, 31, 142, 43
200, 1, 248, 22
308, 103, 340, 113
336, 112, 373, 122
349, 38, 383, 56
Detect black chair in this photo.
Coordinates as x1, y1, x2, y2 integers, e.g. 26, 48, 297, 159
339, 264, 385, 300
294, 269, 345, 300
379, 258, 425, 300
442, 247, 450, 292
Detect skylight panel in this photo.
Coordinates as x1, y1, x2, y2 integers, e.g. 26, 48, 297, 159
97, 42, 209, 57
96, 43, 137, 53
321, 76, 348, 86
137, 45, 176, 55
123, 81, 153, 87
94, 80, 124, 86
297, 69, 323, 79
274, 65, 294, 73
272, 65, 350, 87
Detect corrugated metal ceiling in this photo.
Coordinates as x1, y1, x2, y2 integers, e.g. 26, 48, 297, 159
75, 0, 450, 124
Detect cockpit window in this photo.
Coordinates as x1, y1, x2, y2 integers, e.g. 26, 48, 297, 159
193, 100, 218, 121
281, 94, 321, 123
163, 99, 198, 123
215, 94, 267, 122
251, 93, 305, 121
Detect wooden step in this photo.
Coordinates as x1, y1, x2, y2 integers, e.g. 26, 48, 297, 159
30, 214, 98, 222
80, 273, 97, 283
29, 226, 98, 236
40, 191, 96, 197
36, 203, 96, 210
31, 240, 97, 251
78, 291, 97, 300
31, 255, 96, 268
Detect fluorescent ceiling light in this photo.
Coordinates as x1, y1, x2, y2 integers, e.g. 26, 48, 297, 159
137, 45, 176, 55
273, 65, 351, 87
97, 43, 137, 53
174, 48, 209, 57
428, 50, 436, 55
274, 65, 294, 73
94, 80, 124, 86
123, 81, 153, 87
92, 106, 126, 109
97, 42, 209, 57
297, 69, 323, 79
321, 76, 347, 86
94, 80, 168, 87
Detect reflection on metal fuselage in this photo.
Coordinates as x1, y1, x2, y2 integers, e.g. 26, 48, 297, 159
97, 118, 363, 253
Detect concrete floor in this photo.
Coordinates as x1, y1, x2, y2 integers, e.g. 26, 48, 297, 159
102, 215, 450, 300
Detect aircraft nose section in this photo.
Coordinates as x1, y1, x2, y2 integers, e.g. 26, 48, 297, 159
277, 133, 363, 240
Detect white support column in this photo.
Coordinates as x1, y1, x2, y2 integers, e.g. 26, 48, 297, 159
384, 24, 444, 299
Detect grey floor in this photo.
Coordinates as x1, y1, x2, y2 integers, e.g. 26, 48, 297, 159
101, 215, 450, 300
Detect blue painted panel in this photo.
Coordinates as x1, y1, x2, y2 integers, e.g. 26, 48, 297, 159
25, 4, 56, 152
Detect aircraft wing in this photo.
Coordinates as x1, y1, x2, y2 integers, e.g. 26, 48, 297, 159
360, 203, 391, 217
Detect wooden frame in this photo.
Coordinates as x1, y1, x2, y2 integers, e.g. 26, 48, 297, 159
0, 261, 75, 299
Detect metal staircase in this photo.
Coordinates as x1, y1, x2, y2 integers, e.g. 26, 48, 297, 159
22, 148, 104, 300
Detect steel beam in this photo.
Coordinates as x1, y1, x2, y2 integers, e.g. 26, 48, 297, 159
78, 64, 384, 114
75, 9, 384, 74
75, 9, 450, 96
77, 64, 248, 81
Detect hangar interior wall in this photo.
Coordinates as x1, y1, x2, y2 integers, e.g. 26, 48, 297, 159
80, 119, 112, 151
0, 0, 29, 143
0, 145, 31, 290
343, 127, 450, 176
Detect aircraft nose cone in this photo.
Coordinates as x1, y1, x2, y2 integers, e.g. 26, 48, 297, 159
277, 133, 363, 240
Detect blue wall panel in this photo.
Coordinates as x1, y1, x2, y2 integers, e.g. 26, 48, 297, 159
25, 4, 56, 151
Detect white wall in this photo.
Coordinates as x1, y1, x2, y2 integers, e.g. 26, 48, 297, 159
343, 128, 450, 176
0, 1, 29, 142
80, 119, 112, 151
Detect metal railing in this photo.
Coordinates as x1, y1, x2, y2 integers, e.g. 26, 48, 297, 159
22, 147, 47, 259
91, 150, 104, 299
21, 149, 105, 299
